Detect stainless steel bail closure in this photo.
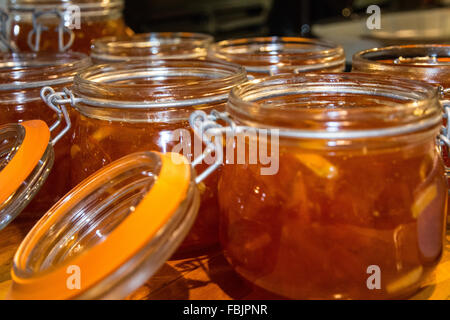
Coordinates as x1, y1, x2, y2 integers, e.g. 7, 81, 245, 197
437, 86, 450, 179
0, 9, 18, 52
40, 86, 73, 145
28, 10, 75, 52
439, 103, 450, 147
189, 110, 236, 184
439, 102, 450, 180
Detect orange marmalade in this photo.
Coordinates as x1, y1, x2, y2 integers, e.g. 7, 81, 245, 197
218, 73, 447, 299
353, 44, 450, 222
7, 0, 132, 53
0, 52, 90, 214
70, 59, 247, 254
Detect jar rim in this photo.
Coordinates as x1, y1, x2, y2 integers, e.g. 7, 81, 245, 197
0, 52, 91, 91
352, 44, 450, 90
211, 36, 345, 73
73, 59, 247, 110
353, 44, 450, 68
227, 73, 441, 139
91, 32, 214, 62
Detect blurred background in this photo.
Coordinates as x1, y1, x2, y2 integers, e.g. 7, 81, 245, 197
121, 0, 450, 62
120, 1, 449, 36
120, 0, 446, 36
0, 0, 448, 61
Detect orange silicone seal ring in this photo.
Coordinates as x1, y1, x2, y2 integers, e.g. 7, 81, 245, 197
0, 120, 50, 206
8, 152, 191, 300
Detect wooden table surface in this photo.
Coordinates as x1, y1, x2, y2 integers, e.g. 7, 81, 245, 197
1, 211, 449, 300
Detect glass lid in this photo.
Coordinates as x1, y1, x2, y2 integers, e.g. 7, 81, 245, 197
0, 120, 53, 230
8, 151, 199, 299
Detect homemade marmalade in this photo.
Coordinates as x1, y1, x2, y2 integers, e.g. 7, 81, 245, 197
0, 52, 90, 213
218, 74, 447, 299
69, 60, 247, 253
7, 0, 132, 53
353, 44, 450, 220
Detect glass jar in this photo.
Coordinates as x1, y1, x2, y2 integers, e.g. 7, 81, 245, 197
218, 73, 447, 299
210, 36, 345, 78
63, 59, 246, 254
352, 45, 450, 99
6, 0, 132, 53
91, 32, 214, 64
8, 151, 200, 299
0, 52, 91, 214
352, 44, 450, 222
0, 102, 70, 230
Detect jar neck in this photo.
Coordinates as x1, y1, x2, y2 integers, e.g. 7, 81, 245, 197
91, 32, 214, 62
227, 73, 441, 145
72, 59, 247, 122
352, 45, 450, 99
0, 52, 90, 103
211, 37, 345, 74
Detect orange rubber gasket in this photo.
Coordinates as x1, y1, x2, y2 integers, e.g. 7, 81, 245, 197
8, 152, 191, 300
0, 120, 50, 206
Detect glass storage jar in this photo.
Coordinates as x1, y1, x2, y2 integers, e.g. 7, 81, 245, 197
8, 151, 200, 299
352, 44, 450, 221
0, 99, 70, 229
0, 52, 90, 214
352, 45, 450, 99
217, 73, 447, 299
210, 36, 345, 78
91, 32, 213, 64
59, 59, 246, 254
5, 0, 132, 53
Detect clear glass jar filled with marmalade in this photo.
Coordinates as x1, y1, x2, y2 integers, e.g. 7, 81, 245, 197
60, 59, 246, 254
91, 32, 213, 64
353, 44, 450, 221
0, 52, 90, 213
210, 37, 345, 78
6, 0, 132, 53
217, 73, 447, 299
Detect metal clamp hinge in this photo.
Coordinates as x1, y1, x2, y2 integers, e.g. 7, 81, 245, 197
437, 88, 450, 179
28, 10, 75, 52
0, 9, 18, 52
189, 110, 239, 184
40, 86, 76, 145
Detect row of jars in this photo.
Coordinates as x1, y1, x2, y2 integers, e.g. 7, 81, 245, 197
0, 15, 449, 300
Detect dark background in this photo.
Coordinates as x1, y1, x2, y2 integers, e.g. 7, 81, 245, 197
123, 0, 445, 39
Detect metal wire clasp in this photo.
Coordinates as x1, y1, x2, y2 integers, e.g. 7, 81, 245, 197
28, 10, 75, 52
189, 110, 237, 184
437, 86, 450, 179
40, 86, 75, 146
0, 9, 18, 52
439, 105, 450, 147
439, 102, 450, 180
